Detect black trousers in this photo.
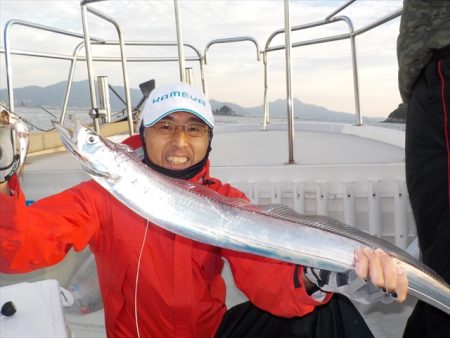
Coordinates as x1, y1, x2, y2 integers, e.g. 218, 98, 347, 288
403, 47, 450, 338
215, 295, 373, 338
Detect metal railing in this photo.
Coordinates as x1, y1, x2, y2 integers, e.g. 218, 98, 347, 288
81, 1, 134, 134
1, 0, 402, 162
2, 19, 104, 114
1, 27, 202, 135
262, 6, 402, 129
262, 9, 402, 129
258, 1, 401, 163
203, 36, 261, 96
59, 40, 202, 126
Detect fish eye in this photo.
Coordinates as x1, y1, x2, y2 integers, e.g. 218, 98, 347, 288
87, 135, 98, 144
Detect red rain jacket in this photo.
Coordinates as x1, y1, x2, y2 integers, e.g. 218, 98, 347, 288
0, 135, 331, 337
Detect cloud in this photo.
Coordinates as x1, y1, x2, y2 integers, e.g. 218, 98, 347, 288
1, 0, 403, 117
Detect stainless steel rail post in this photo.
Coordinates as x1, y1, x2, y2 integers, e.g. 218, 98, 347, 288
284, 0, 295, 164
185, 67, 194, 85
337, 16, 362, 126
201, 56, 207, 96
98, 75, 112, 123
80, 3, 100, 132
174, 0, 186, 83
262, 51, 269, 130
61, 42, 85, 125
83, 2, 134, 134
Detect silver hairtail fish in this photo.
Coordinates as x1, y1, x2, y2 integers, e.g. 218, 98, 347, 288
0, 105, 29, 180
55, 121, 450, 315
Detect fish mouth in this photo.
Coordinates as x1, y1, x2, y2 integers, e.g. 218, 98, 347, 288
54, 119, 117, 180
53, 121, 82, 159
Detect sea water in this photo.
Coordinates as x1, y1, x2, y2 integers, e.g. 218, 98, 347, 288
13, 106, 405, 132
13, 107, 93, 131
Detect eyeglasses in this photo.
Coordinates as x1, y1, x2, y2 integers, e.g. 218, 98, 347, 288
151, 120, 210, 137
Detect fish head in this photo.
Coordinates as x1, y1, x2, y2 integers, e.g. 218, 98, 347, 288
0, 105, 29, 179
54, 119, 119, 180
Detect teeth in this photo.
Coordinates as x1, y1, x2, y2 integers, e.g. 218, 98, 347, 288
167, 156, 188, 165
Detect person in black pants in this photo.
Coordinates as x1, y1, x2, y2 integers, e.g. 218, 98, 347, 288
397, 1, 450, 337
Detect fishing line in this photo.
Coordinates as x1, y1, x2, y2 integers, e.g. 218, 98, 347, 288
135, 220, 149, 338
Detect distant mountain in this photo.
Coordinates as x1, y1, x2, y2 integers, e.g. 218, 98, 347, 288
210, 98, 383, 123
1, 80, 384, 123
213, 105, 238, 116
384, 103, 407, 123
0, 80, 143, 111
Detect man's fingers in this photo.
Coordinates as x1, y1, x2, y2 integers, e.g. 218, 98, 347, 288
394, 267, 408, 302
355, 247, 409, 303
354, 247, 369, 280
373, 248, 408, 302
366, 247, 385, 287
375, 248, 397, 291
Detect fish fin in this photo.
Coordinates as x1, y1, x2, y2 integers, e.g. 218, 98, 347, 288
168, 179, 352, 229
170, 179, 353, 230
244, 203, 350, 229
156, 168, 416, 262
234, 202, 401, 251
254, 204, 349, 226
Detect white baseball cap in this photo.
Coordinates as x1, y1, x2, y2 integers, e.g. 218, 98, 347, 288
140, 81, 214, 129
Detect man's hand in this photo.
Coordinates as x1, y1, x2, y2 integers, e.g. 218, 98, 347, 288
354, 247, 408, 302
304, 247, 408, 304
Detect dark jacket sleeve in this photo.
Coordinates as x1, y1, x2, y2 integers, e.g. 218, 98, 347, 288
397, 0, 450, 102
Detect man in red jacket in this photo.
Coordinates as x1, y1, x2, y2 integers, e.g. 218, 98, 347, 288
0, 82, 407, 337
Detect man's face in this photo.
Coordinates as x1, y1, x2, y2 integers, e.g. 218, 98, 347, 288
144, 111, 210, 170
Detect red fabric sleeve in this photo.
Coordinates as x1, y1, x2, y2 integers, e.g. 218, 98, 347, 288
121, 134, 141, 148
0, 180, 101, 273
223, 249, 332, 318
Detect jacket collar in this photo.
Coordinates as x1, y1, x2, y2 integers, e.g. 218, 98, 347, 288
190, 160, 211, 184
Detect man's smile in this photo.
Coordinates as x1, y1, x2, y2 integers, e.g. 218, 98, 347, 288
166, 155, 189, 165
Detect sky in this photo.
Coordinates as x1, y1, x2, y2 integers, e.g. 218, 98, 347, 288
0, 0, 403, 118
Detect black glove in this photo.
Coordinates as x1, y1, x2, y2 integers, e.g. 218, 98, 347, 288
304, 266, 398, 304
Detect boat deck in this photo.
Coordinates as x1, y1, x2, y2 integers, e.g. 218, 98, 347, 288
212, 122, 404, 166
